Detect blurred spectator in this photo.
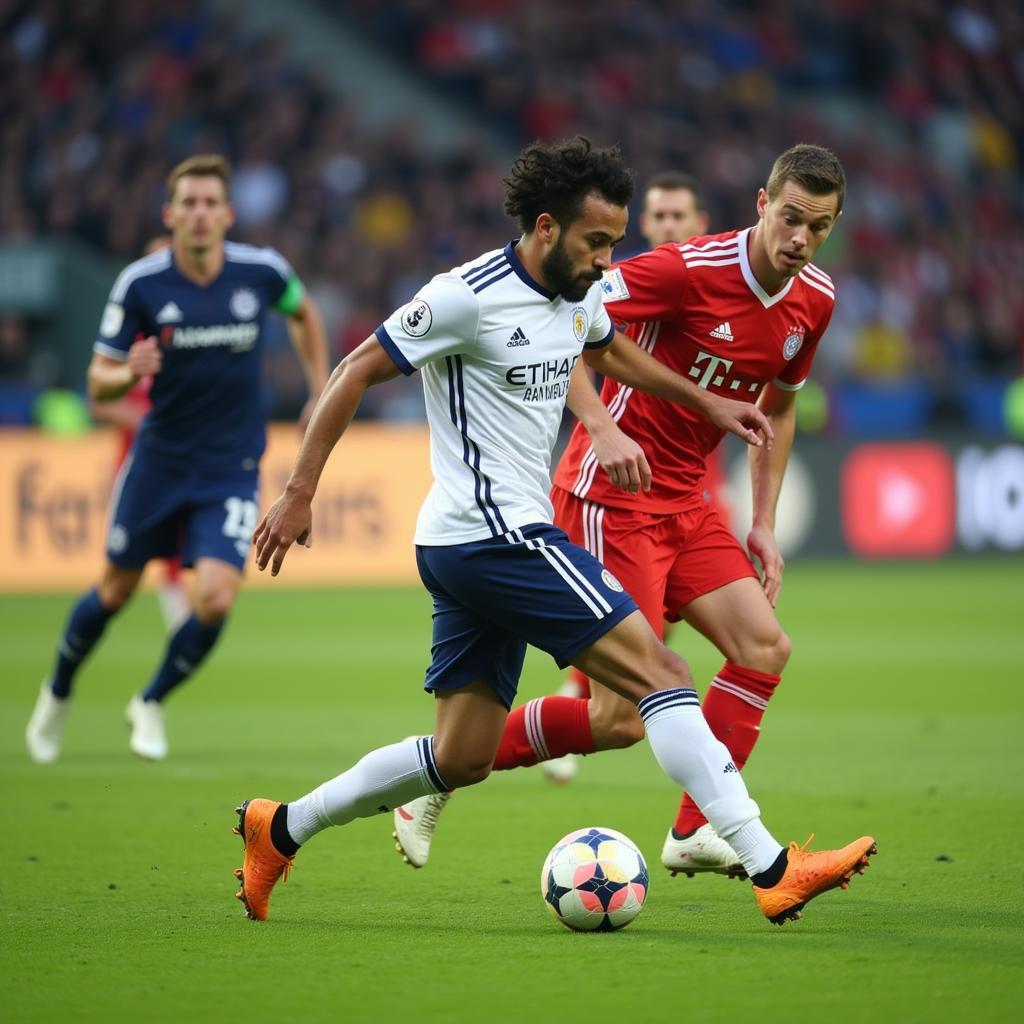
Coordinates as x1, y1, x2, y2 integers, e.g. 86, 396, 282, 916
2, 0, 1022, 432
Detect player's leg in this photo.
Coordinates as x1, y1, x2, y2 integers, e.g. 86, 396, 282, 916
574, 610, 875, 923
127, 479, 254, 759
495, 494, 671, 777
126, 557, 241, 760
660, 506, 786, 871
26, 561, 145, 764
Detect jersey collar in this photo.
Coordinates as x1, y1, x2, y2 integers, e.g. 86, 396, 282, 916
738, 226, 794, 309
506, 241, 558, 301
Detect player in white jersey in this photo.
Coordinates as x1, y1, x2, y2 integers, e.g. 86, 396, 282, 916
231, 137, 875, 926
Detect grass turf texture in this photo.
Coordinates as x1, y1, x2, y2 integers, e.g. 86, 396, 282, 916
1, 560, 1021, 1023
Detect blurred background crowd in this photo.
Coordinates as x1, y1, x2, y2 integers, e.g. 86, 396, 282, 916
1, 0, 1021, 433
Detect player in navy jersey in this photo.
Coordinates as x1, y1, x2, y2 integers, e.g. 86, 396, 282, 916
25, 154, 329, 763
230, 137, 874, 927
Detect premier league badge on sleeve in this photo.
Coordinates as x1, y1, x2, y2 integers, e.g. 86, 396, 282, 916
401, 299, 432, 337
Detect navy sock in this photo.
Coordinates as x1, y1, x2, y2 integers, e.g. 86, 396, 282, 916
51, 588, 116, 699
141, 614, 224, 703
271, 803, 300, 856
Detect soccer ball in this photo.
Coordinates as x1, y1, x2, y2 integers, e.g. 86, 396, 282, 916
541, 826, 649, 932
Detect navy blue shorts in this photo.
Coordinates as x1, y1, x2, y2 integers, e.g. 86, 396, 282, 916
106, 454, 259, 571
415, 523, 638, 709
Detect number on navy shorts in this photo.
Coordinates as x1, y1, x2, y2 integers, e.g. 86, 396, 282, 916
222, 497, 258, 542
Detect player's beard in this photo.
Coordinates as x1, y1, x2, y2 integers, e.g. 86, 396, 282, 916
542, 237, 602, 302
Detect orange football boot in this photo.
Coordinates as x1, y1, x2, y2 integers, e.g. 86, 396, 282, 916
232, 798, 295, 921
753, 835, 876, 925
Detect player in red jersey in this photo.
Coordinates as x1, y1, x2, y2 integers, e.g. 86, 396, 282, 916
89, 235, 190, 632
393, 144, 845, 879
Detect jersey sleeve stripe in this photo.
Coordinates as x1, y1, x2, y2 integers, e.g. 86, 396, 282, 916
798, 272, 835, 300
93, 341, 129, 360
682, 256, 741, 269
223, 242, 291, 280
680, 236, 739, 252
374, 326, 416, 375
462, 252, 507, 284
771, 376, 806, 391
471, 265, 514, 293
110, 249, 172, 303
583, 322, 615, 349
800, 262, 834, 286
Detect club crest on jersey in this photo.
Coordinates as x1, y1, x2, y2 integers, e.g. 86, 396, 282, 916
402, 299, 432, 337
572, 307, 589, 342
599, 267, 629, 302
230, 288, 260, 321
601, 569, 624, 592
782, 326, 805, 360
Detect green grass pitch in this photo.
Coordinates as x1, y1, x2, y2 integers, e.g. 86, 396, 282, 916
2, 560, 1022, 1023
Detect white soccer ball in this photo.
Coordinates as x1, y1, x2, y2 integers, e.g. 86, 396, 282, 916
541, 826, 649, 931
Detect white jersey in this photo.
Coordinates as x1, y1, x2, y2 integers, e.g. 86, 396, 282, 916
376, 242, 614, 545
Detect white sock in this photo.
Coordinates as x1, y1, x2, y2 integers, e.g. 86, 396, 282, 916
638, 688, 783, 877
287, 736, 447, 845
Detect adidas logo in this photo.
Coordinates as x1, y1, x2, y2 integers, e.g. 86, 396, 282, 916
709, 321, 733, 342
723, 761, 739, 774
156, 301, 184, 324
507, 326, 530, 347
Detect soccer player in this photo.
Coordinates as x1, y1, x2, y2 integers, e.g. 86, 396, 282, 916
393, 143, 845, 882
25, 154, 329, 763
540, 170, 718, 784
89, 234, 190, 634
234, 137, 874, 925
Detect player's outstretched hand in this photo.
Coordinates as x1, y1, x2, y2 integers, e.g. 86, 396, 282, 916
589, 420, 652, 493
253, 492, 313, 577
127, 336, 162, 378
705, 395, 774, 449
747, 523, 784, 607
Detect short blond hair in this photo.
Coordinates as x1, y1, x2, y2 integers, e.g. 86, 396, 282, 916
166, 154, 232, 201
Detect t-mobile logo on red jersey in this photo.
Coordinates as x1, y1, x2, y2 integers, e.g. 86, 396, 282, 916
687, 350, 761, 394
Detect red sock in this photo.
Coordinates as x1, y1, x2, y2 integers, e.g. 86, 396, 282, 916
493, 696, 595, 771
673, 661, 780, 835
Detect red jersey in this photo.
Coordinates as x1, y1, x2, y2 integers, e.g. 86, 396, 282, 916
553, 227, 835, 514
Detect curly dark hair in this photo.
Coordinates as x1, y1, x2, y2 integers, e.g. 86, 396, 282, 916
503, 136, 635, 234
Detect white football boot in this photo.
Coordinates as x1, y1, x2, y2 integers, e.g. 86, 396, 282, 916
540, 754, 578, 784
26, 681, 70, 764
661, 823, 747, 878
393, 792, 451, 868
125, 696, 168, 760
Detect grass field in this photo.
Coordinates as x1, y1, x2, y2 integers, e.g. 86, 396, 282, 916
2, 560, 1022, 1023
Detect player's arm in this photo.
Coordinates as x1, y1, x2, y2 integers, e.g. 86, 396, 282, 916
281, 290, 330, 431
565, 361, 651, 493
253, 336, 401, 576
583, 330, 774, 449
746, 383, 797, 607
87, 340, 162, 402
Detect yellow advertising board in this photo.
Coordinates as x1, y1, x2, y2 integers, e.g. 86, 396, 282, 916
0, 424, 432, 591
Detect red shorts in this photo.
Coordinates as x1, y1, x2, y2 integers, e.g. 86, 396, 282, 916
550, 487, 757, 639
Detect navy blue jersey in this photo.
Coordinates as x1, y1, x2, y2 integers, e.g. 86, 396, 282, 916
93, 242, 302, 473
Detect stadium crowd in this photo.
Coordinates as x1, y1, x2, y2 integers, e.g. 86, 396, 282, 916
2, 0, 1021, 430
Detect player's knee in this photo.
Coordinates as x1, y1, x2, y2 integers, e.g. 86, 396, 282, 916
436, 754, 492, 789
737, 626, 791, 675
98, 575, 138, 610
194, 588, 233, 624
648, 644, 694, 691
